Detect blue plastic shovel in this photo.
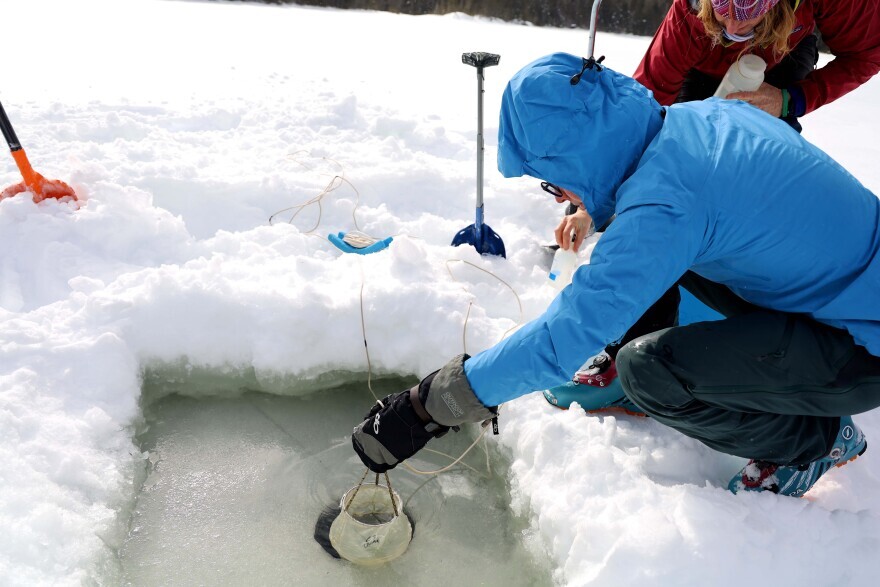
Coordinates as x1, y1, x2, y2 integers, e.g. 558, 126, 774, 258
451, 52, 506, 258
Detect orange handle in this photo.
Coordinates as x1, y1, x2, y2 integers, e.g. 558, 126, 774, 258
11, 148, 41, 190
1, 101, 76, 203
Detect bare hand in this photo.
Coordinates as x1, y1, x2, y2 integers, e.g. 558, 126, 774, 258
726, 82, 783, 118
554, 208, 593, 252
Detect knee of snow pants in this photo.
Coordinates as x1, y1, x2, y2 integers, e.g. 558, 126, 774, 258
614, 312, 880, 465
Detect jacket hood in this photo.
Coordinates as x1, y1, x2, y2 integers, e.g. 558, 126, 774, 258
498, 52, 663, 227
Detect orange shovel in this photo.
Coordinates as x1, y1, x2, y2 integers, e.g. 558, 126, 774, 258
0, 100, 76, 203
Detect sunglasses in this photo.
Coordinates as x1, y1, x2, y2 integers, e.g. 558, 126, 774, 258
541, 181, 566, 199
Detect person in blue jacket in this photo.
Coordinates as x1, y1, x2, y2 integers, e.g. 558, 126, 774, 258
352, 53, 880, 497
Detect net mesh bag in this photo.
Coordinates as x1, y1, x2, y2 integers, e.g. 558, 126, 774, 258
329, 483, 412, 565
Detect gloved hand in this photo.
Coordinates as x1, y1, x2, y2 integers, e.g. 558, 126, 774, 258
351, 374, 449, 473
351, 354, 497, 473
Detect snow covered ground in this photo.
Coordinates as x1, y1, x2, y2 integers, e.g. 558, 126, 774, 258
2, 0, 879, 585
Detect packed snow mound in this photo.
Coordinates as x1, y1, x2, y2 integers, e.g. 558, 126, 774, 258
2, 1, 880, 585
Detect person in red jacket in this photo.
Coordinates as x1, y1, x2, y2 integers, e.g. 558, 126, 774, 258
634, 0, 880, 131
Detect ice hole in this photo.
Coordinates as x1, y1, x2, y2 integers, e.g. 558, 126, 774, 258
110, 374, 553, 585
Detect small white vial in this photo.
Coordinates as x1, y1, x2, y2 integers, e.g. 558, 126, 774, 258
713, 54, 766, 99
548, 248, 578, 290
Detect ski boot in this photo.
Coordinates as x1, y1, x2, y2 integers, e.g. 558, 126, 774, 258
728, 416, 867, 497
543, 352, 646, 416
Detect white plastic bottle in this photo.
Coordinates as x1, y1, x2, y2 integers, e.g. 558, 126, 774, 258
548, 247, 579, 289
713, 54, 766, 99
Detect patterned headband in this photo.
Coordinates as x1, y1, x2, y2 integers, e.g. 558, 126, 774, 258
711, 0, 781, 21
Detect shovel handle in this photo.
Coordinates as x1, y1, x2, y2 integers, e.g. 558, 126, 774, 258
0, 101, 40, 189
462, 52, 500, 69
0, 101, 23, 151
588, 0, 604, 59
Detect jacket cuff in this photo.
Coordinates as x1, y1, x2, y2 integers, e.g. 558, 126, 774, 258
423, 354, 497, 426
787, 85, 807, 118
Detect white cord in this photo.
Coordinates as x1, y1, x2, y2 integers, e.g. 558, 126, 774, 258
276, 153, 522, 480
269, 156, 385, 247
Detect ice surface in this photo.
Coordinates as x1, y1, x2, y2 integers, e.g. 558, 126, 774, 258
117, 381, 552, 585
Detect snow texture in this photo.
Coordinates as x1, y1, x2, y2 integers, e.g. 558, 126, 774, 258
2, 0, 879, 585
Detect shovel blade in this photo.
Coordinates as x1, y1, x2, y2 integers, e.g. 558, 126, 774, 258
1, 176, 77, 203
451, 223, 506, 258
2, 147, 78, 203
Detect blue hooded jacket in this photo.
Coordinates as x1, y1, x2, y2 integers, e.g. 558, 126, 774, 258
464, 53, 880, 407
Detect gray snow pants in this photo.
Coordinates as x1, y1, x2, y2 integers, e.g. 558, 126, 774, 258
616, 272, 880, 466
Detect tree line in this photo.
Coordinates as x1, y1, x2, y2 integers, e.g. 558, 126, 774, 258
238, 0, 672, 36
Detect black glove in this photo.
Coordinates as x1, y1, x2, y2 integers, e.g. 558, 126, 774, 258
351, 354, 497, 473
351, 372, 449, 473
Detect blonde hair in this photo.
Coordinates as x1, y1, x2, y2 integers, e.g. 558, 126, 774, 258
698, 0, 797, 57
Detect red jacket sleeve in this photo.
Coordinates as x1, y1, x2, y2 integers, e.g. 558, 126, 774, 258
795, 0, 880, 113
633, 0, 705, 105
